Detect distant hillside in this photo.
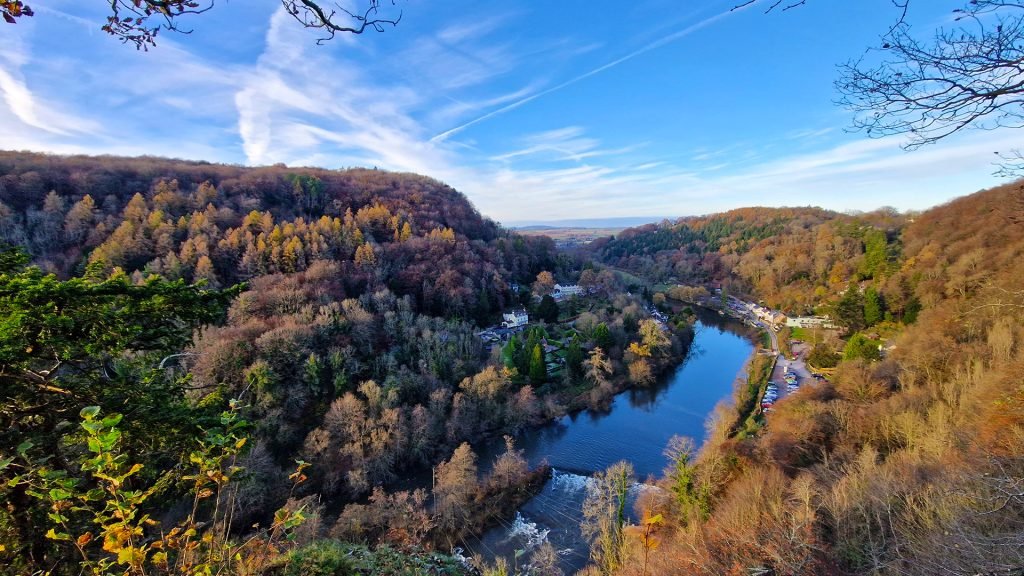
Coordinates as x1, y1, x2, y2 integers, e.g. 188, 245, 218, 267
590, 206, 908, 314
0, 151, 565, 541
0, 151, 557, 318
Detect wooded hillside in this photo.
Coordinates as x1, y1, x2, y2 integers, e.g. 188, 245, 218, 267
590, 206, 907, 315
603, 183, 1024, 575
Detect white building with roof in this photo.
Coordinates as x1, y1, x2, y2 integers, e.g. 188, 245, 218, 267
502, 309, 529, 329
552, 284, 584, 300
786, 316, 839, 329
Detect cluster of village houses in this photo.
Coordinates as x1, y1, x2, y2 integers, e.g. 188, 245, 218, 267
475, 283, 588, 344
480, 280, 842, 347
719, 291, 839, 331
500, 284, 586, 328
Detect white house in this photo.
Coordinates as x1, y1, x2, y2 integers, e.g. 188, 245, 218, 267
786, 316, 839, 329
502, 309, 529, 329
552, 284, 584, 299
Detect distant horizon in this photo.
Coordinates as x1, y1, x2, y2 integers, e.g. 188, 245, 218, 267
0, 147, 977, 228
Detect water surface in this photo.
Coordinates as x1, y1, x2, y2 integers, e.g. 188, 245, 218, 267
463, 312, 755, 573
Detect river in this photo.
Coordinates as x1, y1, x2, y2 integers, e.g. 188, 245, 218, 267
461, 309, 756, 573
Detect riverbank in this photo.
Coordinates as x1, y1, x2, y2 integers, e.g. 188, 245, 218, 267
465, 314, 755, 573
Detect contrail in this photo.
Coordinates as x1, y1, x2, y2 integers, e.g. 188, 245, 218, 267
429, 3, 755, 144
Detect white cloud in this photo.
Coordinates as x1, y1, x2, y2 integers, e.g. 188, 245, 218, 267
0, 37, 96, 137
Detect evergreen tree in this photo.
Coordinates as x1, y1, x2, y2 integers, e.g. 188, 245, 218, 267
863, 286, 884, 326
836, 285, 866, 332
565, 335, 584, 377
843, 332, 881, 362
529, 343, 547, 384
593, 322, 613, 350
536, 294, 559, 323
502, 335, 521, 371
859, 228, 889, 279
475, 286, 492, 325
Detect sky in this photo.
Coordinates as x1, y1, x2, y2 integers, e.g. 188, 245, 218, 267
1, 0, 1019, 224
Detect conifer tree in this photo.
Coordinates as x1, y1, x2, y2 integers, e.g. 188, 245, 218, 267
529, 343, 547, 384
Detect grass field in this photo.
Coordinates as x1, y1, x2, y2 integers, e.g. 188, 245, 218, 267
515, 227, 623, 246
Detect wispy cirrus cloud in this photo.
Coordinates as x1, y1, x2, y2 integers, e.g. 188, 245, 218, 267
429, 2, 757, 143
490, 127, 642, 163
0, 36, 97, 138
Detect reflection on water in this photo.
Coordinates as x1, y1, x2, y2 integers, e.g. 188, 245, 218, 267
468, 312, 755, 573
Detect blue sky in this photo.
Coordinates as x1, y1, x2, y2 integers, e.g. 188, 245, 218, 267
1, 0, 1017, 224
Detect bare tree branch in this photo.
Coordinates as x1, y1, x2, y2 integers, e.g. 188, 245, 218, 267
836, 1, 1024, 164
3, 0, 402, 49
281, 0, 402, 45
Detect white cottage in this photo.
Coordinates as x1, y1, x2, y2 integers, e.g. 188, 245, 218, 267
502, 309, 529, 329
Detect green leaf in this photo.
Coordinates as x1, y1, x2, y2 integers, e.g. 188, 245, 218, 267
80, 420, 102, 434
48, 488, 72, 501
101, 413, 123, 428
45, 528, 70, 541
84, 488, 105, 501
0, 457, 14, 471
80, 406, 101, 420
16, 440, 33, 455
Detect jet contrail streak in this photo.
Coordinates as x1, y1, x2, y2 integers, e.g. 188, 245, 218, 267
429, 3, 755, 144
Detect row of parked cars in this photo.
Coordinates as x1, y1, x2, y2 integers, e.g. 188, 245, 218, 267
762, 383, 781, 412
762, 369, 802, 413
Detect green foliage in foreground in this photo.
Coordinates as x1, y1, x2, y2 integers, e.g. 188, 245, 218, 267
273, 541, 471, 576
0, 242, 245, 573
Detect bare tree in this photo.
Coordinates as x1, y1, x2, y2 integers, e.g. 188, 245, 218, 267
837, 2, 1024, 152
737, 1, 1024, 176
581, 461, 635, 575
2, 0, 401, 49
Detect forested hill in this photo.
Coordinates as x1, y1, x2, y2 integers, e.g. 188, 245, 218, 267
602, 182, 1024, 575
0, 151, 558, 319
589, 205, 907, 314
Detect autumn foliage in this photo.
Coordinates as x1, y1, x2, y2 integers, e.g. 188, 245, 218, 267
616, 183, 1024, 575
